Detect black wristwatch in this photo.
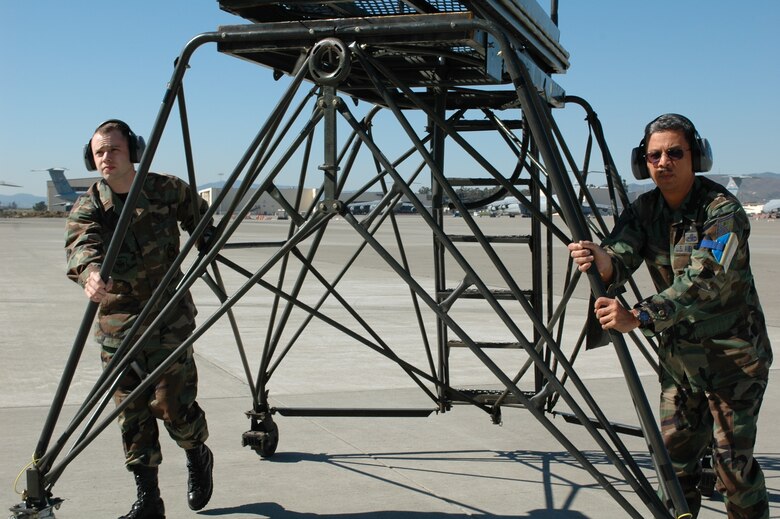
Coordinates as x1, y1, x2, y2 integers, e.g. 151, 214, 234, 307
636, 309, 652, 329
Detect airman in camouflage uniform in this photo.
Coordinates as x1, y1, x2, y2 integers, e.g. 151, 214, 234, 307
569, 114, 772, 519
65, 120, 214, 519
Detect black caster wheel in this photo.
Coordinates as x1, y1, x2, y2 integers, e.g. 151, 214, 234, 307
255, 420, 279, 458
242, 409, 279, 458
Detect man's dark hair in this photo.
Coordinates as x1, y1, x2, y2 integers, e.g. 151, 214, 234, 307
643, 113, 697, 152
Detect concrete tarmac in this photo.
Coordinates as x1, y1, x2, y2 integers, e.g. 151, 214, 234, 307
1, 215, 778, 519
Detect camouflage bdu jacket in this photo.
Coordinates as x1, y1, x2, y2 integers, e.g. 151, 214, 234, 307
602, 176, 773, 389
65, 173, 209, 351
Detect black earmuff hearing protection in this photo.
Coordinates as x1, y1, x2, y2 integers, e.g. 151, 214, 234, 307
83, 119, 146, 171
630, 113, 713, 180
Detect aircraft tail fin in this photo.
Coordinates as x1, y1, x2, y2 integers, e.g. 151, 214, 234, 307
48, 169, 77, 199
726, 176, 743, 198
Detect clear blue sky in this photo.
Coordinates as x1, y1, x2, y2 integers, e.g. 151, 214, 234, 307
2, 1, 778, 195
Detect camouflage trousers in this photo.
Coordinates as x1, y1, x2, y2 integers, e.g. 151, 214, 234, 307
660, 371, 769, 519
101, 336, 209, 469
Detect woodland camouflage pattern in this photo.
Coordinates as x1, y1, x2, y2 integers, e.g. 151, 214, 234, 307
603, 176, 772, 518
100, 339, 207, 466
65, 172, 210, 466
65, 173, 207, 351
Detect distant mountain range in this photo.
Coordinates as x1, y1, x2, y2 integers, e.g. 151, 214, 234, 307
3, 173, 779, 208
627, 172, 780, 204
625, 172, 780, 203
704, 172, 780, 203
0, 192, 46, 209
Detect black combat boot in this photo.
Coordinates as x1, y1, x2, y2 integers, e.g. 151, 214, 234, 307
118, 465, 165, 519
185, 443, 213, 510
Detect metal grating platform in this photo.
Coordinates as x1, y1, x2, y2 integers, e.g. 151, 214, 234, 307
217, 0, 568, 68
219, 0, 470, 20
216, 0, 569, 107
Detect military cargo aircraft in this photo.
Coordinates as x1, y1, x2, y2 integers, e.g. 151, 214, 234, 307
32, 168, 85, 210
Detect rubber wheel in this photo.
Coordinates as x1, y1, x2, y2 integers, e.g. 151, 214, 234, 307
256, 421, 279, 458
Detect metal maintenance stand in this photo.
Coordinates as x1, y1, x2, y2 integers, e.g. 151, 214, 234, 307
14, 2, 691, 517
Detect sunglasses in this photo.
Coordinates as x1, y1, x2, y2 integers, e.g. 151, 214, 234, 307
645, 147, 688, 165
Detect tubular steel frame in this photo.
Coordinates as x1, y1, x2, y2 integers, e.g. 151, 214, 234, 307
14, 3, 690, 518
